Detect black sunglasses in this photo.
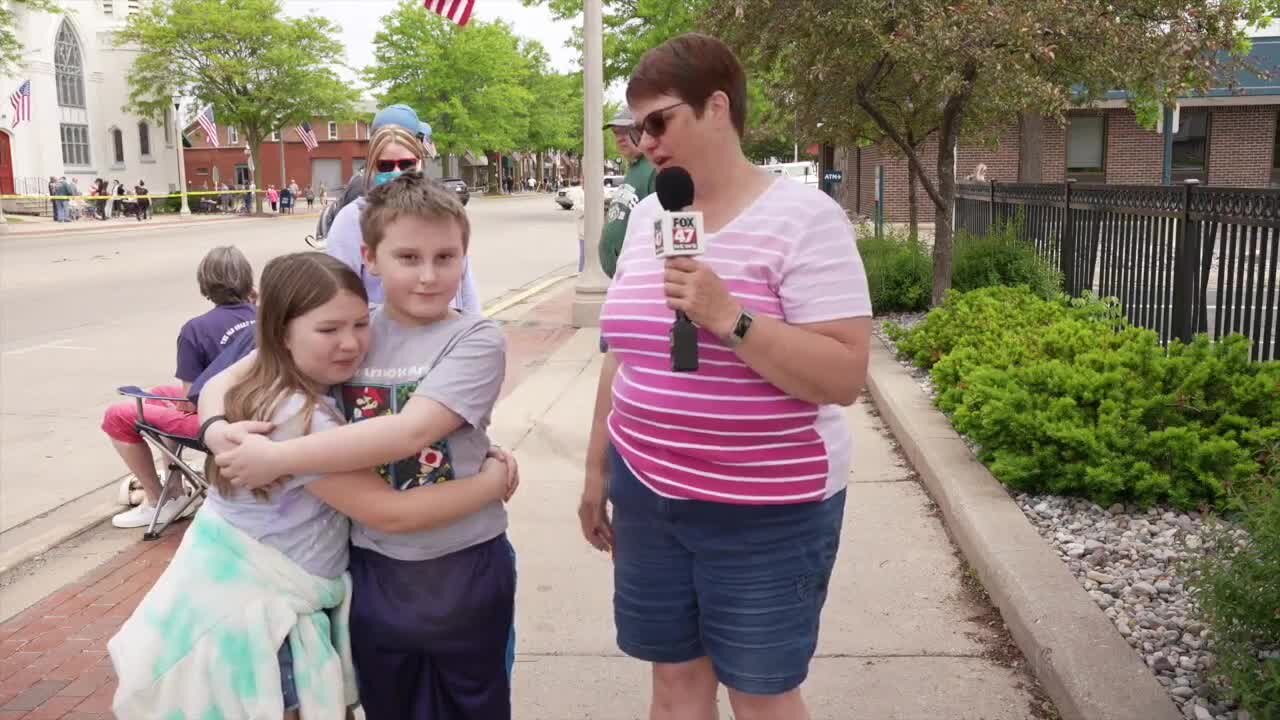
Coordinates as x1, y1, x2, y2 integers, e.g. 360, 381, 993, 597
376, 158, 419, 173
628, 102, 689, 145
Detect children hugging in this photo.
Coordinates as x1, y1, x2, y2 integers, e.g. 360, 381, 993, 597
108, 172, 521, 720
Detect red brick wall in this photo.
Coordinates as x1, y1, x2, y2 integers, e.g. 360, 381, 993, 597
184, 141, 366, 192
1207, 105, 1277, 187
182, 115, 373, 191
1102, 111, 1164, 185
840, 124, 1019, 223
840, 103, 1280, 222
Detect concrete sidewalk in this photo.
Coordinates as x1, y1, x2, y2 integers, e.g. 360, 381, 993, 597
493, 329, 1046, 719
0, 319, 1048, 719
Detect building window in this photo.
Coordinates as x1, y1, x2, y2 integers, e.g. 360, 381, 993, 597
234, 165, 251, 185
271, 130, 280, 142
138, 122, 151, 156
55, 20, 86, 109
1066, 114, 1106, 177
102, 0, 113, 14
197, 167, 209, 175
1273, 112, 1280, 185
1172, 110, 1210, 179
328, 121, 338, 140
163, 111, 172, 146
111, 128, 124, 164
60, 124, 90, 166
227, 126, 238, 145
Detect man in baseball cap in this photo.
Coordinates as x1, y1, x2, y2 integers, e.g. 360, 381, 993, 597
599, 106, 656, 278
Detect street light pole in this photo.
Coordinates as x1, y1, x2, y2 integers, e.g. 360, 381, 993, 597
572, 0, 608, 327
172, 97, 191, 216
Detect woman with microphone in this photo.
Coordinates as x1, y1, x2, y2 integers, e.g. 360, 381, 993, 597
580, 33, 873, 720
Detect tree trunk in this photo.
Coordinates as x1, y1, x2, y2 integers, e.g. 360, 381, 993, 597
488, 152, 502, 196
931, 133, 958, 306
907, 161, 919, 242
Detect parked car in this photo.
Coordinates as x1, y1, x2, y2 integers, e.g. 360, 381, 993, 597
762, 161, 819, 186
556, 177, 623, 210
440, 177, 470, 205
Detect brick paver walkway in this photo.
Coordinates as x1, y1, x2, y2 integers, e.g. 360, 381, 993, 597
0, 283, 578, 719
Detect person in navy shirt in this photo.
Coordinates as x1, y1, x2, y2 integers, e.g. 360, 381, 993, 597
103, 246, 257, 529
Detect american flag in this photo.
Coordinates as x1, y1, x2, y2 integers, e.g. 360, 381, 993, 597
296, 121, 319, 151
9, 80, 31, 128
196, 105, 218, 146
425, 0, 476, 26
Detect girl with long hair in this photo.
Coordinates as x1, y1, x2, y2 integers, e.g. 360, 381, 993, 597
110, 252, 516, 720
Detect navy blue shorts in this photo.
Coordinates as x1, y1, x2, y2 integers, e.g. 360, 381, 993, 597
608, 446, 846, 696
278, 638, 299, 711
349, 535, 516, 720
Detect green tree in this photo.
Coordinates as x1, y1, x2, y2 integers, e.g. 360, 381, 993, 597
366, 4, 533, 156
522, 45, 583, 185
1, 0, 57, 76
709, 0, 1278, 305
365, 2, 537, 193
527, 0, 796, 159
116, 0, 357, 212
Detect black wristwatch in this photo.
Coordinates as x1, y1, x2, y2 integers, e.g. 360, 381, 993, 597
724, 309, 754, 348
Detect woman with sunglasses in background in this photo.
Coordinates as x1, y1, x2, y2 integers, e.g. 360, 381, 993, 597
580, 33, 873, 720
325, 124, 481, 313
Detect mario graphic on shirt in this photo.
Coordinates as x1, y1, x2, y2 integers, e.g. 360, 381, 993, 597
338, 380, 455, 490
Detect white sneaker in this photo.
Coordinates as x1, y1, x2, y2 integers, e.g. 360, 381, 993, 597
111, 497, 184, 529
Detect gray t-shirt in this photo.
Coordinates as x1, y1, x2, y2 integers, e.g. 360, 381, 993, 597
337, 308, 507, 561
203, 394, 350, 579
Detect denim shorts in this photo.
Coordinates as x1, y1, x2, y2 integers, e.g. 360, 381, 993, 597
278, 638, 299, 711
608, 446, 847, 696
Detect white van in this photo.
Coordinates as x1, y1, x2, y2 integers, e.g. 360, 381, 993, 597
762, 161, 819, 186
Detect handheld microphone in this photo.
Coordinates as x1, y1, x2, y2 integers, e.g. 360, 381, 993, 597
654, 167, 705, 373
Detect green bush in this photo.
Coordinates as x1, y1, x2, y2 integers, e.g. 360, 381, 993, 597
1191, 485, 1280, 718
887, 286, 1280, 509
951, 223, 1062, 300
857, 229, 931, 313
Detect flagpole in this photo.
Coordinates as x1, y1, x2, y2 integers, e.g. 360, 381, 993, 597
173, 97, 191, 216
571, 0, 607, 327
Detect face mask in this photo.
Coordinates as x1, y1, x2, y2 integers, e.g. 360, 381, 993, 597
373, 171, 401, 187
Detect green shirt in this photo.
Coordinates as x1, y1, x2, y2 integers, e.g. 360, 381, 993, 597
599, 156, 657, 278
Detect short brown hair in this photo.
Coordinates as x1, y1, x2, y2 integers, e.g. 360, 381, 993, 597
360, 171, 470, 254
197, 245, 254, 305
627, 33, 748, 137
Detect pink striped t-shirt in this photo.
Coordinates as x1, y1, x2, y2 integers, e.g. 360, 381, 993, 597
600, 178, 872, 505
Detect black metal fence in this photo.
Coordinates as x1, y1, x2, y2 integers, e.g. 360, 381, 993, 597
956, 180, 1280, 362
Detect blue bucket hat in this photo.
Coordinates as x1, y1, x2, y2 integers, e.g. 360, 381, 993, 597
371, 104, 420, 134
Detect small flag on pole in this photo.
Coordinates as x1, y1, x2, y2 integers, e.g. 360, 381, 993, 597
425, 0, 476, 26
196, 105, 218, 146
296, 121, 319, 151
9, 80, 31, 128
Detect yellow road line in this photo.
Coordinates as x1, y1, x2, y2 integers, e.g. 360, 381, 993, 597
483, 273, 576, 317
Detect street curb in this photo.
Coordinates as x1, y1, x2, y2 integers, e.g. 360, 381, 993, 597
0, 482, 123, 577
864, 337, 1182, 720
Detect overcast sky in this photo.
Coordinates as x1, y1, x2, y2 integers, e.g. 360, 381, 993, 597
282, 0, 582, 91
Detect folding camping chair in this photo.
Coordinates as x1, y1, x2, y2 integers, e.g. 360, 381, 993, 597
116, 386, 210, 540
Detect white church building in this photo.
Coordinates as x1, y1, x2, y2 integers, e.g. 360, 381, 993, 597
1, 1, 180, 213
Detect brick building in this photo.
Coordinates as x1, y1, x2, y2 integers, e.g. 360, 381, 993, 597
839, 36, 1280, 222
182, 115, 376, 196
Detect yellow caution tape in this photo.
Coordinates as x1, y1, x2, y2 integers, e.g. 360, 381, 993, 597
0, 189, 292, 201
